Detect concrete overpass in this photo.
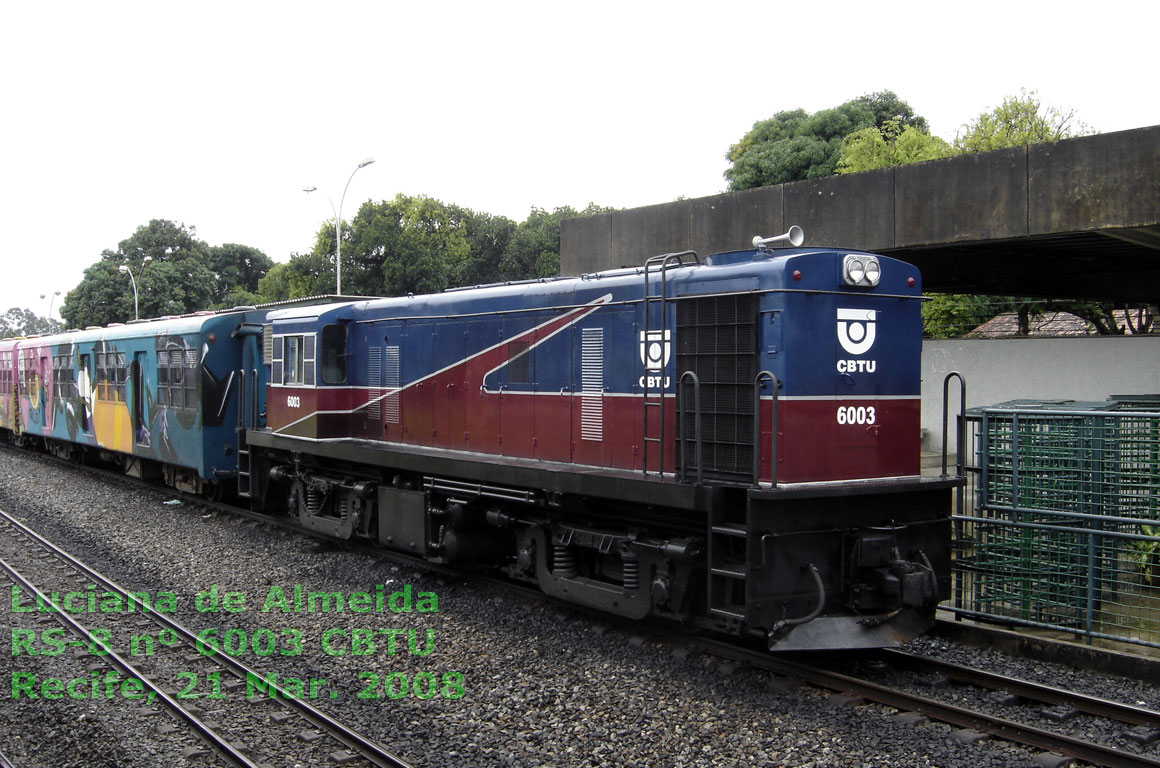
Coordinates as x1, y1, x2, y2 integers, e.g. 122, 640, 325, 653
561, 125, 1160, 303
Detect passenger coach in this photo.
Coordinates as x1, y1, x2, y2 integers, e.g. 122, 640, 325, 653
0, 310, 267, 495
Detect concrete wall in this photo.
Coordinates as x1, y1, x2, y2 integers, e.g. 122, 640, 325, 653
562, 125, 1160, 275
920, 336, 1160, 453
560, 126, 1160, 302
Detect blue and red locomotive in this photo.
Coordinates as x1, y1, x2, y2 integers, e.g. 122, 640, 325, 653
1, 229, 955, 650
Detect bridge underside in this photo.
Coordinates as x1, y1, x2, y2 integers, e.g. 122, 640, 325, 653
561, 126, 1160, 305
894, 228, 1160, 303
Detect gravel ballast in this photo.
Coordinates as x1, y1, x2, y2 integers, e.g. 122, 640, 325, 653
0, 446, 1144, 767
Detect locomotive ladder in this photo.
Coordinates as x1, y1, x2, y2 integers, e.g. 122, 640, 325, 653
640, 251, 695, 476
707, 508, 749, 623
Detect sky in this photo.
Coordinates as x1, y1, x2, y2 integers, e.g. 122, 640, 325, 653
3, 0, 1158, 320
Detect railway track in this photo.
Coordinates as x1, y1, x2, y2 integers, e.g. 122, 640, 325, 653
8, 445, 1160, 768
0, 507, 415, 768
663, 634, 1160, 768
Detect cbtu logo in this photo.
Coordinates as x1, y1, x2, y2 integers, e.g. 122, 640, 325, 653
836, 308, 877, 356
638, 330, 671, 389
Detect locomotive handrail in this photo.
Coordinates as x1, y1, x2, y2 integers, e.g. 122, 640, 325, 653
251, 368, 259, 428
651, 249, 701, 266
237, 369, 246, 430
753, 371, 779, 486
676, 370, 702, 484
940, 371, 966, 480
941, 372, 967, 616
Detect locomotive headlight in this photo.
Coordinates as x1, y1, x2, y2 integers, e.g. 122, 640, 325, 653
843, 254, 881, 287
846, 257, 865, 283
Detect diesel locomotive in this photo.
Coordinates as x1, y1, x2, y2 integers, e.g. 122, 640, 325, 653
0, 229, 956, 650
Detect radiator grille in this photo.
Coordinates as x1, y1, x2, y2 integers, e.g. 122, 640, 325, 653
383, 346, 401, 424
676, 295, 757, 480
580, 328, 604, 441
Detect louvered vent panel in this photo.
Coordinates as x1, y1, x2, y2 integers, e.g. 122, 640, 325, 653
581, 328, 604, 441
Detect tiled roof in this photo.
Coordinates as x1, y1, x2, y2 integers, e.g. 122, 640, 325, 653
966, 310, 1152, 338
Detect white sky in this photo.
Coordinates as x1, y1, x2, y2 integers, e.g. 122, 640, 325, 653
3, 0, 1157, 319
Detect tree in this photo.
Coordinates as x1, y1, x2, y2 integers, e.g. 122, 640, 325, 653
836, 118, 957, 174
857, 90, 929, 135
268, 197, 614, 302
341, 194, 473, 298
921, 295, 1040, 339
500, 205, 611, 281
457, 211, 517, 288
1047, 301, 1153, 336
254, 262, 294, 303
1, 308, 61, 338
725, 91, 928, 190
206, 244, 274, 307
955, 88, 1091, 152
60, 220, 272, 327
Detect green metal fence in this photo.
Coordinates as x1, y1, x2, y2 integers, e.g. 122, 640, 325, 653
952, 403, 1160, 648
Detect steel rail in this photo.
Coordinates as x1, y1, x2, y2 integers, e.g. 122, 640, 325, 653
0, 556, 262, 768
877, 648, 1160, 728
0, 508, 416, 768
8, 445, 1158, 767
687, 636, 1160, 768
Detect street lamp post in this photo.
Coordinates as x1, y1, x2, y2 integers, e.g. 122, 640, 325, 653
40, 290, 61, 319
118, 257, 151, 320
305, 158, 375, 296
118, 266, 140, 320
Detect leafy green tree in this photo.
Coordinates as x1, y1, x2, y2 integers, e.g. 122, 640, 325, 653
837, 118, 957, 174
60, 220, 272, 327
955, 88, 1091, 152
921, 295, 1031, 338
500, 205, 611, 280
1, 308, 61, 338
341, 194, 473, 297
857, 90, 929, 134
725, 91, 927, 189
206, 244, 274, 307
61, 261, 138, 329
457, 211, 517, 287
254, 263, 294, 303
270, 197, 615, 302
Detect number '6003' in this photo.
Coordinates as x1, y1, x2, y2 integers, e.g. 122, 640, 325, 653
836, 406, 876, 425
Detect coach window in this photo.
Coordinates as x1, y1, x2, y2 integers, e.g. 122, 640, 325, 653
25, 353, 40, 402
52, 355, 75, 400
284, 336, 302, 385
156, 343, 198, 410
302, 334, 316, 386
320, 325, 347, 384
277, 334, 316, 387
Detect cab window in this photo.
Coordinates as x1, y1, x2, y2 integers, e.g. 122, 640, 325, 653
320, 325, 347, 384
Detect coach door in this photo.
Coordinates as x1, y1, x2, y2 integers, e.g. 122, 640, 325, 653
533, 317, 571, 463
39, 354, 51, 431
496, 320, 535, 460
131, 351, 147, 445
78, 353, 92, 433
432, 320, 466, 450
